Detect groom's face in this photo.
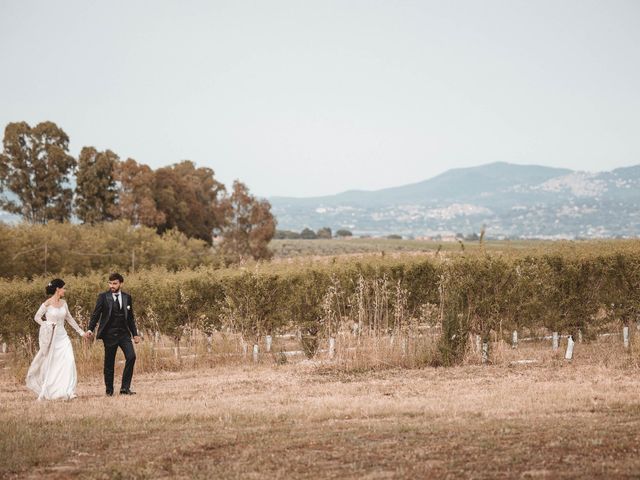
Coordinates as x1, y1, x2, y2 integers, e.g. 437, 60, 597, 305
108, 280, 122, 293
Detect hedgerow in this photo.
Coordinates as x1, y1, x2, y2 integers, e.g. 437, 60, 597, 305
2, 240, 639, 364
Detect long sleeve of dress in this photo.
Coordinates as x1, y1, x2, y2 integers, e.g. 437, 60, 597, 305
34, 304, 47, 326
64, 302, 85, 337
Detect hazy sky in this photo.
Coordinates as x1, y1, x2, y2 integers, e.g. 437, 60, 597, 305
1, 0, 639, 197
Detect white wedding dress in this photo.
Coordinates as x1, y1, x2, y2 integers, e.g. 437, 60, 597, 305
26, 302, 85, 400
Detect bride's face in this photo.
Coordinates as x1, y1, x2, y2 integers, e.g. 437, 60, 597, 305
56, 286, 66, 298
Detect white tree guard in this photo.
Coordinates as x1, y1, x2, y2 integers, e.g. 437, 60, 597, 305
565, 335, 575, 360
623, 326, 629, 349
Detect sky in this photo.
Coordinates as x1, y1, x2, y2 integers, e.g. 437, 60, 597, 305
1, 0, 639, 198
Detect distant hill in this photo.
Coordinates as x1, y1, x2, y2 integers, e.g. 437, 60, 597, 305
270, 162, 640, 239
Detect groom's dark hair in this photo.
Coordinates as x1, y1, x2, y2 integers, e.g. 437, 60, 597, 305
109, 272, 124, 283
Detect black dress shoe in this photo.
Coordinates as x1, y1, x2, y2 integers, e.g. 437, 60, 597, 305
119, 389, 136, 395
106, 391, 114, 396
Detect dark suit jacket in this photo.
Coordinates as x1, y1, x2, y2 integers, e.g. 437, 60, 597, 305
88, 290, 138, 340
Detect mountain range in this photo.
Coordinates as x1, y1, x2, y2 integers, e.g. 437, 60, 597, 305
269, 162, 640, 239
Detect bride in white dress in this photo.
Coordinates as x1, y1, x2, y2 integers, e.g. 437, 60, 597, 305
26, 278, 87, 400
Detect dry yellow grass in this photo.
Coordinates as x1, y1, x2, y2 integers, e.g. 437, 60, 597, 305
2, 336, 640, 479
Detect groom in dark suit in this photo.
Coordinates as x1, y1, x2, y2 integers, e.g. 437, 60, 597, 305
86, 272, 140, 396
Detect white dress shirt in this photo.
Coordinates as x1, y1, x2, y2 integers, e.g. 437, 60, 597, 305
112, 292, 122, 309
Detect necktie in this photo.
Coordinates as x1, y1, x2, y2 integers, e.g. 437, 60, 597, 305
114, 294, 120, 309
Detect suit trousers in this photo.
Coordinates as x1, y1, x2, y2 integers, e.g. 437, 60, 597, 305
103, 334, 136, 393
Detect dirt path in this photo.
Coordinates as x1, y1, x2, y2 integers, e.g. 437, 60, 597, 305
2, 363, 640, 479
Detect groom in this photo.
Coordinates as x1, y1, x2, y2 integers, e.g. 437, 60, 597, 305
86, 273, 140, 396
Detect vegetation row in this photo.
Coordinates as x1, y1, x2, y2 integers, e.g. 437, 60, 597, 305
2, 241, 639, 365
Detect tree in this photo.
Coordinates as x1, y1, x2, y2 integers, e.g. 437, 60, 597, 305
317, 227, 332, 239
110, 158, 165, 227
336, 229, 353, 238
154, 161, 227, 244
221, 180, 276, 261
300, 228, 317, 239
75, 147, 119, 224
0, 121, 76, 223
274, 230, 301, 239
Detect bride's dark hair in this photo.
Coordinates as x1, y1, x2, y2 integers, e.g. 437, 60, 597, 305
46, 278, 65, 295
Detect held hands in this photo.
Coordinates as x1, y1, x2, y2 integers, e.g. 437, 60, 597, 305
81, 331, 140, 343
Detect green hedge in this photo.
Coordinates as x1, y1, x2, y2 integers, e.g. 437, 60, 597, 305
2, 241, 640, 364
0, 221, 221, 279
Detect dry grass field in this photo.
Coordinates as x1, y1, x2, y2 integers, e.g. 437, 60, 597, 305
2, 337, 640, 479
270, 237, 550, 258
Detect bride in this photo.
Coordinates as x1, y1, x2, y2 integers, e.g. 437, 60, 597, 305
26, 278, 87, 400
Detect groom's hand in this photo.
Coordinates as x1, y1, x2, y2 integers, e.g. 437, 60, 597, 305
133, 336, 141, 344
